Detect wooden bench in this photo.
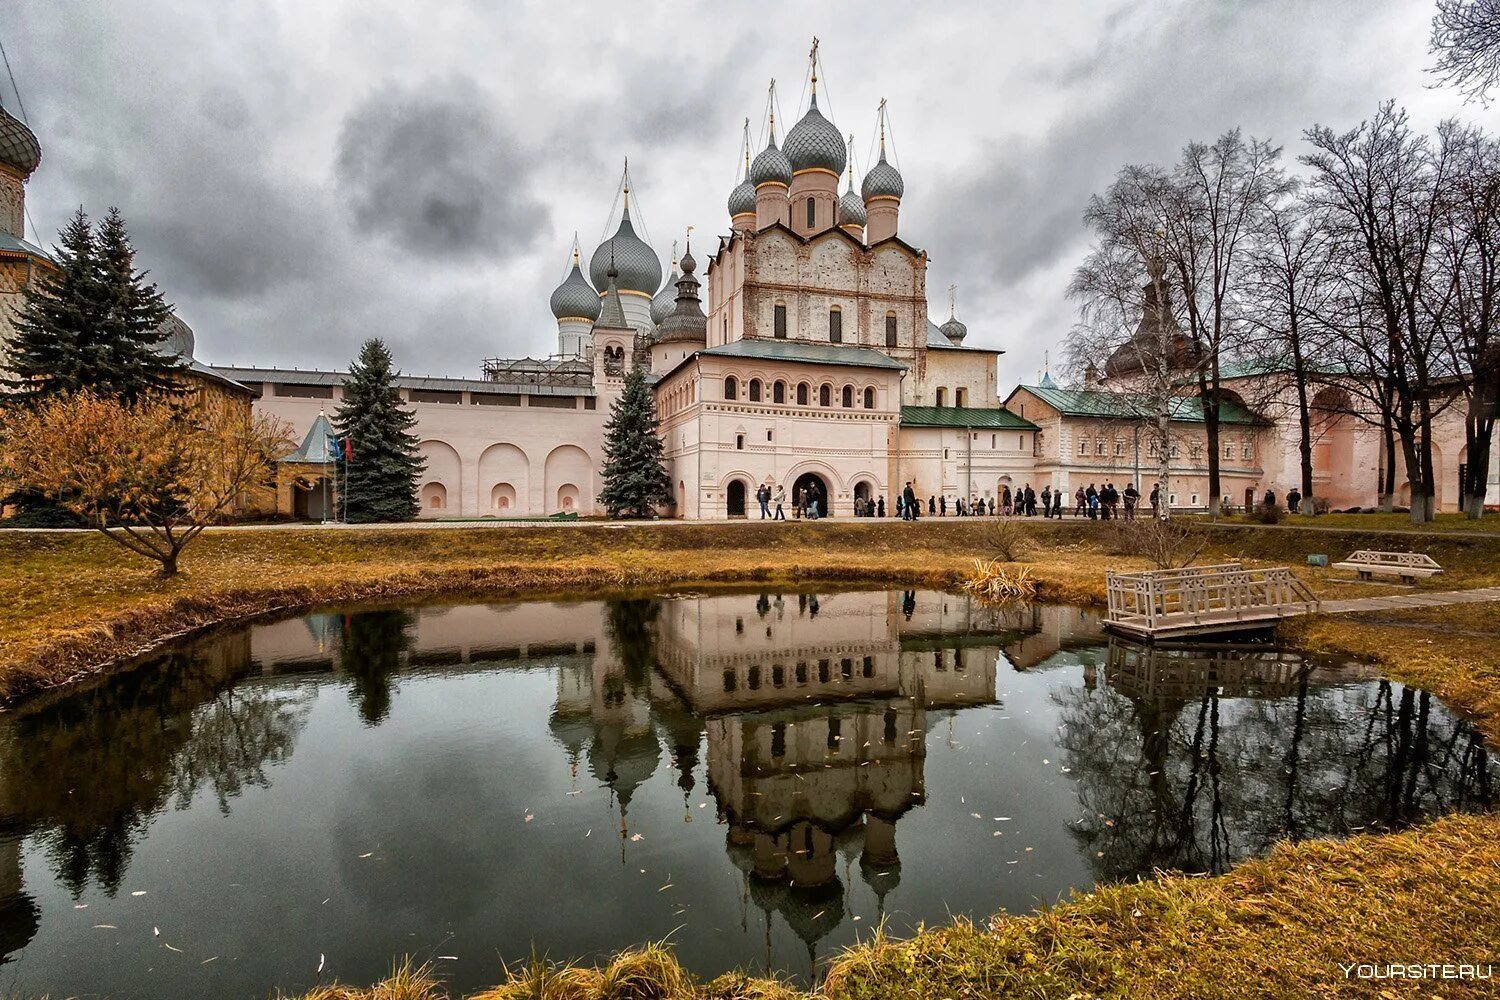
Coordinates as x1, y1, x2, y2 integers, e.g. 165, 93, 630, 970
1331, 550, 1443, 583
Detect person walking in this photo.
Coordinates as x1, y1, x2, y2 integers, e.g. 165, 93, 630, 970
1075, 486, 1086, 518
929, 495, 936, 517
902, 482, 916, 521
1149, 483, 1160, 516
1086, 484, 1099, 519
940, 495, 947, 516
1052, 488, 1063, 518
1041, 485, 1052, 519
1124, 483, 1138, 520
1263, 488, 1277, 511
757, 482, 771, 519
807, 482, 821, 520
877, 495, 886, 517
1287, 487, 1302, 513
773, 483, 786, 520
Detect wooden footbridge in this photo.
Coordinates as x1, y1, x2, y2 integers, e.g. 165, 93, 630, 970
1103, 563, 1500, 640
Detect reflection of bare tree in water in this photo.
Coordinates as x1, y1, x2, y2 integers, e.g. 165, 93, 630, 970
1054, 650, 1497, 881
340, 610, 413, 726
0, 635, 311, 898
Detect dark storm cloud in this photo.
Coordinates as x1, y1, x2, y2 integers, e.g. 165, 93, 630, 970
336, 75, 549, 261
5, 0, 1469, 377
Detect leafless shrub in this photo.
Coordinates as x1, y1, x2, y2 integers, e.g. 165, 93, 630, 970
986, 518, 1034, 562
1102, 518, 1208, 570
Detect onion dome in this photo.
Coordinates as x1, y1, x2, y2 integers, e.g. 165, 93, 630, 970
940, 314, 968, 344
750, 134, 792, 189
155, 314, 195, 359
862, 149, 904, 202
589, 196, 662, 297
784, 93, 845, 176
0, 104, 41, 178
550, 249, 601, 322
655, 245, 708, 344
727, 178, 756, 218
651, 257, 680, 325
838, 185, 867, 229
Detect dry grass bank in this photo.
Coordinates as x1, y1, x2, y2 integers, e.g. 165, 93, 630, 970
7, 520, 1500, 999
286, 813, 1500, 1000
5, 518, 1500, 707
0, 521, 1120, 703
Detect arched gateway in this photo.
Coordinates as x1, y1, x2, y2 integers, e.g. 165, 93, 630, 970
792, 472, 831, 516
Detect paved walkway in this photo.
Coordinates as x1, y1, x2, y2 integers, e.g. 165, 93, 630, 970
1319, 586, 1500, 615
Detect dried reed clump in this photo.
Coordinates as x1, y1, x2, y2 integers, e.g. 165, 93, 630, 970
289, 959, 443, 1000
474, 942, 692, 1000
962, 559, 1038, 603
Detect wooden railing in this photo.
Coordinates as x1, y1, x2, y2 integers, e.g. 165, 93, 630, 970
1105, 563, 1319, 635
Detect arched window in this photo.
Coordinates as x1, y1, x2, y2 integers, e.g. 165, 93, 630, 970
819, 384, 832, 407
749, 378, 762, 402
863, 386, 875, 409
774, 380, 786, 404
806, 197, 816, 228
829, 307, 842, 343
885, 313, 897, 348
797, 382, 809, 405
936, 387, 948, 407
1078, 437, 1090, 457
955, 388, 968, 407
724, 376, 738, 401
841, 385, 854, 408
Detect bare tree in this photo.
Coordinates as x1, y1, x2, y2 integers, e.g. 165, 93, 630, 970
1431, 0, 1500, 105
1243, 189, 1341, 514
1435, 124, 1500, 517
1162, 132, 1290, 517
1068, 164, 1180, 515
1303, 103, 1462, 522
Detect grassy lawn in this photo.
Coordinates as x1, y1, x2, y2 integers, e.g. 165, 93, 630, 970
6, 519, 1500, 999
1200, 510, 1500, 533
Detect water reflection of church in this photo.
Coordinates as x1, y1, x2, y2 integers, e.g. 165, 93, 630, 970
3, 590, 1494, 978
241, 589, 1100, 967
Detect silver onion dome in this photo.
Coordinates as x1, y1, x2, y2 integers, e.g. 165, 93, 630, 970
784, 94, 845, 176
550, 257, 601, 322
588, 201, 662, 298
940, 315, 968, 344
862, 150, 904, 202
838, 187, 867, 228
651, 262, 680, 325
155, 314, 195, 360
727, 178, 756, 218
749, 136, 792, 188
0, 104, 41, 178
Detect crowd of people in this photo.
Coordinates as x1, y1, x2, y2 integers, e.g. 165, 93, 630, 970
752, 479, 1152, 520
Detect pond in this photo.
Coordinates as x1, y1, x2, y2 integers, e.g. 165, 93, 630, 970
1, 589, 1494, 998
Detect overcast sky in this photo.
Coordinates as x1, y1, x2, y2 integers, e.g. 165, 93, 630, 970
5, 0, 1486, 387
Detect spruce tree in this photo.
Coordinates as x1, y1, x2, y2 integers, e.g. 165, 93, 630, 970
4, 207, 182, 405
598, 363, 672, 518
334, 338, 424, 522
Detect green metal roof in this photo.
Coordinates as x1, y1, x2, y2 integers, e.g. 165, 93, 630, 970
901, 405, 1038, 430
0, 232, 52, 261
1014, 384, 1267, 425
700, 339, 906, 370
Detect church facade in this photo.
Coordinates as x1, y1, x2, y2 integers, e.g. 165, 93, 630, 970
0, 64, 1494, 520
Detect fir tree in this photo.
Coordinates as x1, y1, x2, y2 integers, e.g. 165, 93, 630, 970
334, 338, 424, 522
4, 207, 182, 405
597, 363, 672, 518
